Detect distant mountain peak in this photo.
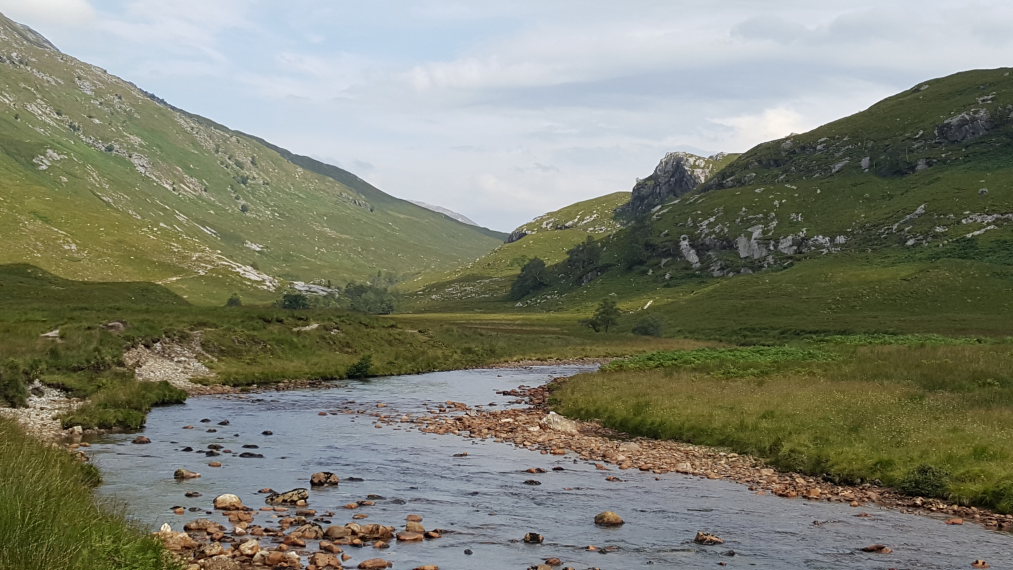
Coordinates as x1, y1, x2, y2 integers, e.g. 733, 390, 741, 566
409, 200, 479, 226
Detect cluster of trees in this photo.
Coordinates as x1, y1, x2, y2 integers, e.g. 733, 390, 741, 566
228, 272, 400, 315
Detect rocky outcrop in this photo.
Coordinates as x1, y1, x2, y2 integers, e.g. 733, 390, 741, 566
936, 108, 993, 143
266, 488, 309, 505
621, 152, 728, 216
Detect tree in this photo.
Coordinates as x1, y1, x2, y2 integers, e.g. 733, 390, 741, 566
510, 257, 549, 300
632, 314, 665, 337
279, 291, 310, 310
347, 354, 373, 379
566, 236, 602, 280
582, 298, 621, 333
343, 282, 396, 314
225, 293, 242, 307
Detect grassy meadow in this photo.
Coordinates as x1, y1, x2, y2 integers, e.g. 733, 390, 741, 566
0, 417, 180, 570
552, 337, 1013, 512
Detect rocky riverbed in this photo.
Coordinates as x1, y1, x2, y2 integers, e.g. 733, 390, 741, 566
77, 366, 1013, 569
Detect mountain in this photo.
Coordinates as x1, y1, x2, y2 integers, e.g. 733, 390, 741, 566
415, 68, 1013, 335
408, 201, 484, 228
0, 13, 503, 303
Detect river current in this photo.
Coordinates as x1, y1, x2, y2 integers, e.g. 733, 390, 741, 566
89, 366, 1013, 569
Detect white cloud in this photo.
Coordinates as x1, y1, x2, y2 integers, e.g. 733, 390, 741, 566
0, 0, 95, 27
711, 107, 813, 150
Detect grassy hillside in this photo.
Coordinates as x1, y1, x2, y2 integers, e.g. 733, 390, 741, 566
0, 13, 502, 304
409, 191, 630, 308
418, 68, 1013, 341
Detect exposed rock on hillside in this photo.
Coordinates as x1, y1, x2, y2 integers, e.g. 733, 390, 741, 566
620, 152, 730, 216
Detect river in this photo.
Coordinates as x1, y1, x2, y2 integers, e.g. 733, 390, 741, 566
89, 366, 1013, 569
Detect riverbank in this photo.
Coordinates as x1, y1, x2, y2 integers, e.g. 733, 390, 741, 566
376, 382, 1013, 534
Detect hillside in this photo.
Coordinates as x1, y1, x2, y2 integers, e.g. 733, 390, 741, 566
410, 191, 630, 308
417, 68, 1013, 336
0, 13, 503, 304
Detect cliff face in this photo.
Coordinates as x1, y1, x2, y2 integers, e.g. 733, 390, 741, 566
620, 152, 733, 216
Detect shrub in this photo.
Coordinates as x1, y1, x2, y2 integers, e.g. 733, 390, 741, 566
347, 355, 373, 379
0, 360, 28, 408
225, 293, 242, 307
279, 292, 310, 310
899, 464, 950, 498
632, 314, 665, 337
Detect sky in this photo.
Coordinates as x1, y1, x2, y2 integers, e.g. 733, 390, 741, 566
3, 1, 1013, 231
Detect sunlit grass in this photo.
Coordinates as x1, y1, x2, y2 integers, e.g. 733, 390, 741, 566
553, 342, 1013, 512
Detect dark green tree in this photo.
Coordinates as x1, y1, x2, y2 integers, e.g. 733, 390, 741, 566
347, 354, 373, 379
344, 282, 396, 314
510, 257, 549, 300
279, 291, 310, 310
566, 236, 602, 276
582, 298, 621, 333
632, 314, 665, 337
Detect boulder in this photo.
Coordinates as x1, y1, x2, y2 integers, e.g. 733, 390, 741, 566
694, 531, 724, 545
594, 511, 624, 526
213, 494, 245, 510
266, 488, 309, 505
358, 524, 395, 541
310, 471, 341, 486
154, 530, 197, 551
309, 552, 344, 569
291, 523, 324, 539
236, 539, 260, 557
324, 525, 352, 539
523, 532, 544, 544
174, 468, 201, 480
358, 559, 393, 569
397, 531, 424, 542
539, 412, 579, 435
132, 436, 151, 444
405, 521, 425, 533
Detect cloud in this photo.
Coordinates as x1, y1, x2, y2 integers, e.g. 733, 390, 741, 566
711, 107, 813, 150
0, 0, 95, 27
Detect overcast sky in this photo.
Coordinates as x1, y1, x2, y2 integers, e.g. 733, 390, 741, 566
3, 1, 1013, 231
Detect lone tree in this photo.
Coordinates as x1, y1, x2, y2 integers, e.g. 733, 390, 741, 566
279, 291, 310, 310
582, 298, 621, 333
510, 257, 549, 300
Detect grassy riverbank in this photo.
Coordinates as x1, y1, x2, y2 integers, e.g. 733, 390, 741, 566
551, 337, 1013, 512
0, 418, 179, 570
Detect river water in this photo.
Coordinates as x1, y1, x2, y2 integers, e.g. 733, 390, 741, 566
89, 366, 1013, 569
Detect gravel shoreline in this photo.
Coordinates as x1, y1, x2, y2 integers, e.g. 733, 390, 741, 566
373, 381, 1013, 534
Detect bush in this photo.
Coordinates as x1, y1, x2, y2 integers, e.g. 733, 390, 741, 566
632, 314, 665, 337
347, 355, 373, 379
0, 360, 28, 408
225, 293, 242, 307
279, 291, 310, 310
899, 464, 950, 498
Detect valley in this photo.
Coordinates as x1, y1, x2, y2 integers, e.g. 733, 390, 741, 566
0, 9, 1012, 570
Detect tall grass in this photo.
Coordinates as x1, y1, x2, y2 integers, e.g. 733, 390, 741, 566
0, 418, 179, 570
553, 343, 1013, 512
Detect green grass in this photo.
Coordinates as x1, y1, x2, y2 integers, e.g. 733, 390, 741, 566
0, 14, 503, 304
0, 418, 180, 570
553, 341, 1013, 512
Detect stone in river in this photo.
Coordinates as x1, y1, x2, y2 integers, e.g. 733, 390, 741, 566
860, 544, 893, 554
397, 531, 424, 542
523, 532, 544, 544
358, 559, 393, 569
266, 488, 309, 505
173, 468, 200, 480
694, 531, 724, 545
132, 436, 151, 444
310, 471, 340, 486
594, 511, 624, 526
213, 493, 246, 510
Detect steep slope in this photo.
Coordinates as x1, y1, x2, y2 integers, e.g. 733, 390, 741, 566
619, 151, 737, 216
0, 13, 503, 303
